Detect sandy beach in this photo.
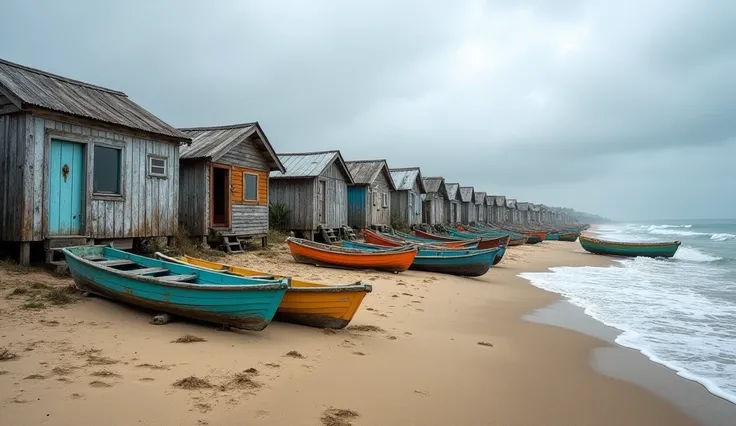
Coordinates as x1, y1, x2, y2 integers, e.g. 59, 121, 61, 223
0, 239, 718, 426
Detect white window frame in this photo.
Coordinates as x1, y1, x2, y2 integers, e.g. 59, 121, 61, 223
243, 172, 259, 202
382, 192, 388, 208
371, 190, 377, 206
147, 155, 168, 178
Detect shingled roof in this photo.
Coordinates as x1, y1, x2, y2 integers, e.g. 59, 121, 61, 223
474, 191, 486, 205
423, 176, 445, 194
445, 183, 460, 201
0, 58, 188, 141
345, 160, 396, 190
270, 150, 354, 183
179, 122, 285, 172
389, 167, 426, 193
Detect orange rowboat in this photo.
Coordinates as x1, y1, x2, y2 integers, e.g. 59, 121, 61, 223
155, 253, 372, 329
363, 229, 474, 249
286, 237, 417, 272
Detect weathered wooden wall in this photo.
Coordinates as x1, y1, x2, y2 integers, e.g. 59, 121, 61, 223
225, 137, 270, 236
0, 113, 27, 241
423, 192, 445, 225
178, 160, 209, 237
391, 186, 422, 226
371, 171, 392, 226
445, 200, 461, 223
461, 202, 476, 225
318, 161, 348, 229
477, 204, 486, 223
269, 178, 314, 231
2, 113, 179, 241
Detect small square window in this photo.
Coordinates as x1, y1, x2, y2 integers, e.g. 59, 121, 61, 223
148, 156, 167, 178
244, 173, 258, 201
94, 145, 121, 195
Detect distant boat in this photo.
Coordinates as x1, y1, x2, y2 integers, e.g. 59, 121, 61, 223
286, 237, 417, 272
341, 240, 499, 277
363, 229, 478, 249
63, 246, 289, 331
579, 236, 681, 258
155, 254, 372, 329
558, 232, 580, 242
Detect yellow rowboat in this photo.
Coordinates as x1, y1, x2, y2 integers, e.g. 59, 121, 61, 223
155, 253, 372, 329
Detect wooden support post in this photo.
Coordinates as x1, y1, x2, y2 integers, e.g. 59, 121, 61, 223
167, 236, 176, 247
261, 236, 268, 248
19, 242, 31, 266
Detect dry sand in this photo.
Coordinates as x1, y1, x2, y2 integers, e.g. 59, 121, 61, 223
0, 240, 702, 425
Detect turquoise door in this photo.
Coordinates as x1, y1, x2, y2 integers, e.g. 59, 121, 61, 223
49, 139, 85, 235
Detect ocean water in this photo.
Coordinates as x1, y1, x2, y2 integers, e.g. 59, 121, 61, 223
520, 220, 736, 403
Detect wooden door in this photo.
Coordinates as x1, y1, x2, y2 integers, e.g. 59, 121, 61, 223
49, 139, 85, 235
318, 180, 326, 224
211, 165, 231, 227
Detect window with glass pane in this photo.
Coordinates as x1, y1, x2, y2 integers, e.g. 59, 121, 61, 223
244, 173, 258, 201
148, 156, 167, 177
94, 146, 121, 194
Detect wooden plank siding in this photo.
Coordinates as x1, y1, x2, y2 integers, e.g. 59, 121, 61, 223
422, 193, 446, 225
317, 161, 349, 229
0, 113, 27, 240
17, 113, 179, 241
178, 160, 209, 237
269, 178, 314, 231
369, 170, 392, 226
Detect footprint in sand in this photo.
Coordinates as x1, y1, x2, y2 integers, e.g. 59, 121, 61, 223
386, 336, 397, 341
139, 377, 155, 382
88, 380, 113, 388
352, 351, 366, 356
284, 350, 306, 359
69, 393, 83, 400
321, 408, 359, 426
415, 308, 425, 312
23, 374, 46, 380
264, 363, 280, 368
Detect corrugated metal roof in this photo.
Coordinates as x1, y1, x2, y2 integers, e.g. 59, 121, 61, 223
270, 150, 354, 183
474, 191, 486, 205
345, 160, 396, 190
389, 167, 426, 193
506, 199, 517, 209
485, 195, 495, 206
517, 202, 529, 211
178, 122, 284, 172
445, 183, 460, 201
490, 195, 506, 207
0, 58, 188, 141
423, 177, 445, 193
459, 187, 474, 203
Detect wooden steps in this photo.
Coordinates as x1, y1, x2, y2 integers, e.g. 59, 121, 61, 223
342, 226, 357, 241
320, 227, 339, 245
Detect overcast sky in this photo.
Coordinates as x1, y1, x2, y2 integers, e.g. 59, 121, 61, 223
2, 0, 734, 221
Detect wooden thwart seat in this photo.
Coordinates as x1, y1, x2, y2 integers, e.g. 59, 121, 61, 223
98, 259, 137, 267
157, 274, 198, 282
125, 267, 169, 276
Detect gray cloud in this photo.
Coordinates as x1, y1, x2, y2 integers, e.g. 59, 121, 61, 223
1, 0, 734, 220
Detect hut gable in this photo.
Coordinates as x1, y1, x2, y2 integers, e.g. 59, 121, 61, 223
270, 150, 353, 183
445, 183, 461, 201
459, 187, 475, 203
485, 195, 495, 206
422, 177, 447, 198
517, 202, 529, 211
390, 167, 426, 193
345, 160, 396, 190
506, 199, 517, 209
0, 58, 188, 141
474, 192, 486, 205
179, 122, 284, 172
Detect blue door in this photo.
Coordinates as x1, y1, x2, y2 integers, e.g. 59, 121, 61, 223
49, 139, 85, 235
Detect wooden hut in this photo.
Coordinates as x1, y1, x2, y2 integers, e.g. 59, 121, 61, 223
389, 167, 426, 227
529, 203, 541, 223
458, 187, 476, 225
269, 150, 353, 241
444, 183, 462, 224
421, 177, 448, 225
517, 202, 530, 223
177, 123, 285, 251
506, 199, 518, 223
345, 160, 396, 231
0, 58, 189, 265
474, 191, 487, 223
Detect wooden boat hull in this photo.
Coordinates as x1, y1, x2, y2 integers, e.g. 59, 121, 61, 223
545, 233, 560, 241
508, 236, 529, 246
412, 229, 480, 247
558, 232, 579, 242
447, 231, 508, 250
579, 236, 680, 258
286, 237, 417, 272
391, 230, 477, 248
341, 241, 499, 277
63, 246, 289, 331
157, 254, 372, 329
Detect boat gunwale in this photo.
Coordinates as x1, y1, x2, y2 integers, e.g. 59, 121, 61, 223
579, 235, 681, 248
155, 253, 373, 294
287, 237, 418, 256
63, 246, 290, 292
341, 240, 500, 260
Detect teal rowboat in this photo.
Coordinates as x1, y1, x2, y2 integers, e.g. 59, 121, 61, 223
341, 240, 500, 277
62, 246, 289, 331
558, 232, 580, 242
579, 236, 681, 258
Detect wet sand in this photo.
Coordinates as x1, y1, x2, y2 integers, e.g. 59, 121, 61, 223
0, 239, 722, 425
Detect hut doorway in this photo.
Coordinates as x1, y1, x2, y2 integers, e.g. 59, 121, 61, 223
49, 139, 86, 236
211, 165, 231, 227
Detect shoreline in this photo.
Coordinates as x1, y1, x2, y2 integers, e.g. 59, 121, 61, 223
0, 237, 728, 425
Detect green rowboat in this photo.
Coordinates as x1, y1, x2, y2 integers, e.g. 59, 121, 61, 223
579, 236, 680, 258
